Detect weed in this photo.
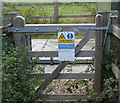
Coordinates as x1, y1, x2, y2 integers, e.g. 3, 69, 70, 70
2, 30, 45, 102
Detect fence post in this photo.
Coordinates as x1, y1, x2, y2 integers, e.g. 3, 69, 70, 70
2, 2, 5, 20
98, 11, 118, 51
13, 16, 26, 50
3, 12, 20, 26
110, 11, 119, 103
54, 0, 59, 23
0, 27, 2, 103
119, 71, 120, 103
0, 2, 2, 102
13, 16, 27, 68
98, 11, 119, 102
0, 1, 2, 26
94, 14, 103, 95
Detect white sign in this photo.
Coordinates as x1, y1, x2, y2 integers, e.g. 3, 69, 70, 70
58, 32, 75, 61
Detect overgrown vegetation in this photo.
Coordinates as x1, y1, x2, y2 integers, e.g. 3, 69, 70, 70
99, 41, 120, 102
63, 64, 95, 102
2, 30, 45, 102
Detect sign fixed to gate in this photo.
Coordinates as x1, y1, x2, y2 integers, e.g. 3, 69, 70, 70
58, 32, 75, 61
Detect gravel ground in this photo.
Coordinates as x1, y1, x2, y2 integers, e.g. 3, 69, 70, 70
42, 79, 94, 95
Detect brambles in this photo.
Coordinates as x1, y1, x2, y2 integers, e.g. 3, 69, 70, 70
99, 41, 120, 102
2, 31, 45, 102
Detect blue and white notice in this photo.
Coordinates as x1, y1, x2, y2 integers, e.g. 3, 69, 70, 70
58, 32, 75, 61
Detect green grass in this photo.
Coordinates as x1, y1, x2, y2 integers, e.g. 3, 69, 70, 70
4, 2, 96, 39
31, 34, 58, 39
31, 33, 90, 39
4, 0, 96, 3
5, 3, 96, 24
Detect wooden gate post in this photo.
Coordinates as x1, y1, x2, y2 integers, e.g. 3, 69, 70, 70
98, 11, 119, 51
97, 11, 119, 102
94, 14, 103, 95
13, 16, 27, 67
13, 16, 26, 50
54, 0, 59, 23
0, 16, 2, 103
0, 27, 2, 103
0, 1, 2, 26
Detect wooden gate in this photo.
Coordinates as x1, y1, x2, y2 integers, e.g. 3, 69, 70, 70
6, 11, 120, 101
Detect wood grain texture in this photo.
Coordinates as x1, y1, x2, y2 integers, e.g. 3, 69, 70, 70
35, 61, 68, 93
75, 33, 95, 56
94, 14, 103, 95
54, 0, 59, 23
30, 73, 95, 79
59, 15, 94, 18
111, 25, 120, 39
112, 63, 120, 79
13, 16, 27, 50
45, 94, 89, 100
28, 50, 95, 57
112, 63, 120, 102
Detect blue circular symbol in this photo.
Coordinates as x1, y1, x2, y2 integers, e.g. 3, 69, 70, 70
67, 33, 73, 39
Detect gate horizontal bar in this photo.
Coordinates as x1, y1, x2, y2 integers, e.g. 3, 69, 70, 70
8, 24, 96, 33
32, 58, 94, 64
8, 27, 62, 33
43, 94, 96, 100
111, 25, 120, 39
25, 24, 95, 27
59, 15, 94, 18
30, 15, 94, 19
78, 27, 108, 30
28, 50, 95, 57
112, 63, 120, 79
8, 26, 108, 33
30, 73, 95, 79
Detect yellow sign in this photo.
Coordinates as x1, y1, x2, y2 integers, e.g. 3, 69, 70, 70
58, 40, 75, 43
59, 33, 66, 39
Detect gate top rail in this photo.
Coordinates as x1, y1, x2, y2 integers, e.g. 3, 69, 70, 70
25, 24, 95, 27
7, 23, 110, 33
8, 26, 108, 33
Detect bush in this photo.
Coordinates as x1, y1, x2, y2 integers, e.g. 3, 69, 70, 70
2, 33, 45, 102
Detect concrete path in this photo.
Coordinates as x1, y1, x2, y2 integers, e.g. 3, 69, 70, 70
32, 39, 95, 51
32, 39, 95, 73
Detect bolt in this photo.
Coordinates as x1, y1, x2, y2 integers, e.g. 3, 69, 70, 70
60, 28, 62, 32
36, 28, 38, 31
74, 29, 78, 33
7, 23, 12, 27
56, 28, 59, 31
16, 29, 18, 31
